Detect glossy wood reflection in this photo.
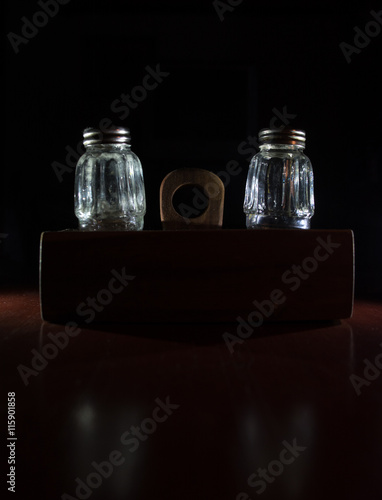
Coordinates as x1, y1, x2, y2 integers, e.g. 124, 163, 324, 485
1, 289, 381, 499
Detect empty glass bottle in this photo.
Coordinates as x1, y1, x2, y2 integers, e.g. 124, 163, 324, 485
243, 128, 314, 229
74, 127, 146, 231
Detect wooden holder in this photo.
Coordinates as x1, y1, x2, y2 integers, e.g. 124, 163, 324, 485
40, 229, 354, 324
160, 168, 224, 230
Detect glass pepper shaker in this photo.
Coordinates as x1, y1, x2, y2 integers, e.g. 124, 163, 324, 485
74, 126, 146, 231
243, 128, 315, 229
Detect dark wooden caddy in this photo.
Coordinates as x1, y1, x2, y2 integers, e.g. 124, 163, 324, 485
39, 229, 354, 324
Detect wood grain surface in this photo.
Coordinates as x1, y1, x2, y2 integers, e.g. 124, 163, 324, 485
40, 229, 354, 324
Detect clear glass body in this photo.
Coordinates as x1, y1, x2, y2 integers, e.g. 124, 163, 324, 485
244, 143, 315, 229
74, 143, 146, 230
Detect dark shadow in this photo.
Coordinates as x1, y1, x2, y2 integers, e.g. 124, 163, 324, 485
41, 317, 341, 346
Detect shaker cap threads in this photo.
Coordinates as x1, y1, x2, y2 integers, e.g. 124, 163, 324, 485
83, 127, 131, 147
259, 128, 306, 147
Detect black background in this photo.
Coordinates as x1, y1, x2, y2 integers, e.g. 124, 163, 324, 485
3, 0, 382, 296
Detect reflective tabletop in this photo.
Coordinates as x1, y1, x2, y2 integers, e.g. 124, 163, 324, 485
1, 288, 381, 500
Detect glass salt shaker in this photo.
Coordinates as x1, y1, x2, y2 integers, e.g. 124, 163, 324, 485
243, 128, 315, 229
74, 127, 146, 230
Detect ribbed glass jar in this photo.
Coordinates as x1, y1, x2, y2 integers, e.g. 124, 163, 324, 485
74, 127, 146, 231
243, 128, 315, 229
